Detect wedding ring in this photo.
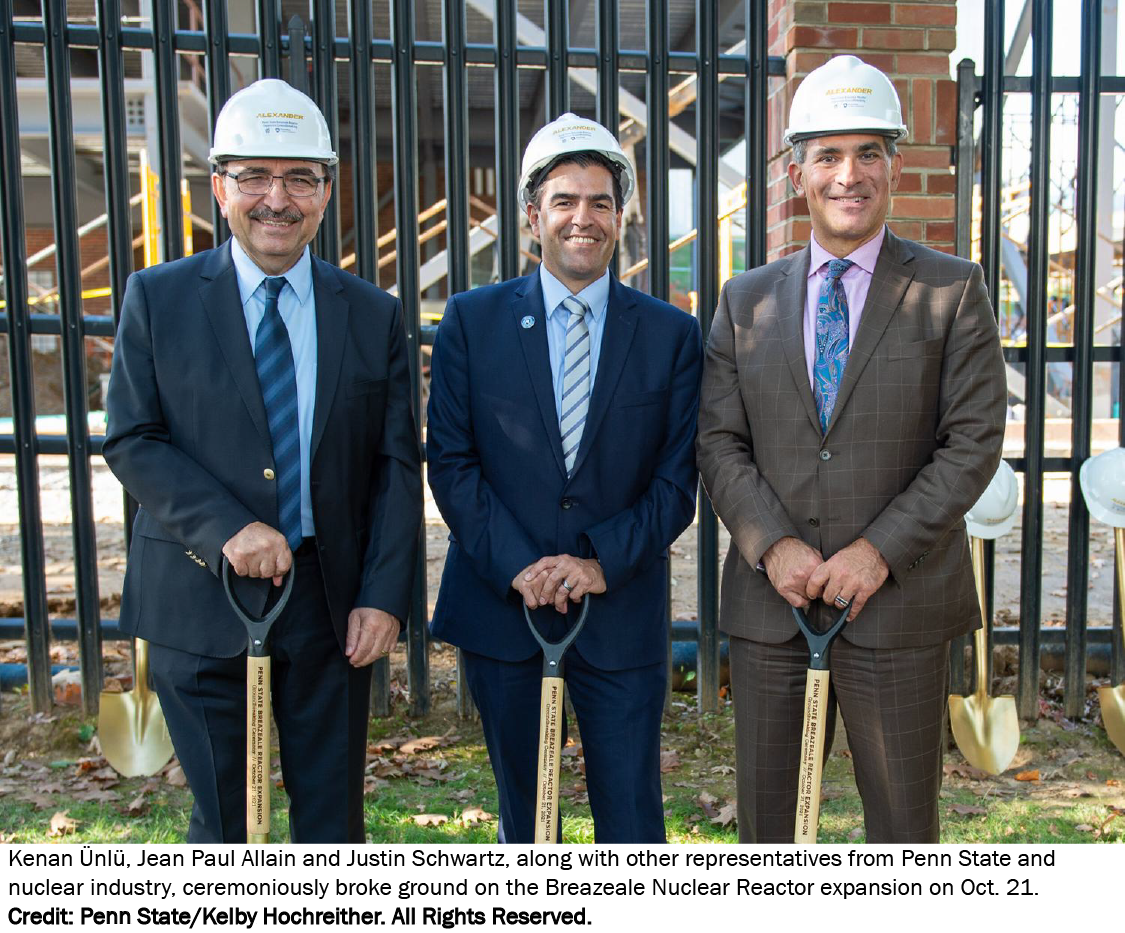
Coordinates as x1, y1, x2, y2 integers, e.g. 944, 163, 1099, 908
562, 579, 574, 592
834, 595, 849, 609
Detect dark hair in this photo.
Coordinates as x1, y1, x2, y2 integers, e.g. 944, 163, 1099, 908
527, 152, 625, 210
791, 136, 897, 166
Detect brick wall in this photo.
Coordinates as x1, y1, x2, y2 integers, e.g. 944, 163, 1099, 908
767, 0, 958, 260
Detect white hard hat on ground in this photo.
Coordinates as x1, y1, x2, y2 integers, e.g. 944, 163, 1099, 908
518, 113, 635, 212
1080, 447, 1125, 528
209, 78, 337, 166
965, 461, 1019, 540
783, 55, 908, 148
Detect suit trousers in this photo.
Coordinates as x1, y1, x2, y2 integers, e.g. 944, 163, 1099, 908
729, 633, 949, 844
148, 548, 373, 842
461, 641, 666, 844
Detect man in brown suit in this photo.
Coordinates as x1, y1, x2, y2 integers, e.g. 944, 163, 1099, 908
696, 56, 1006, 842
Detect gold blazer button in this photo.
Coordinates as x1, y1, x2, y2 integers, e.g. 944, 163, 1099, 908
263, 468, 275, 480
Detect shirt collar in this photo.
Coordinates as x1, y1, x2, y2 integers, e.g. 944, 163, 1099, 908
230, 236, 314, 307
808, 225, 886, 279
539, 264, 610, 323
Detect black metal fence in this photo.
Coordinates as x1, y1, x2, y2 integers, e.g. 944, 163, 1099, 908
0, 1, 1120, 728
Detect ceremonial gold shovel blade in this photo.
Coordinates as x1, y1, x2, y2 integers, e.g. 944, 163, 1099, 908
1097, 527, 1125, 756
99, 637, 176, 777
949, 536, 1020, 775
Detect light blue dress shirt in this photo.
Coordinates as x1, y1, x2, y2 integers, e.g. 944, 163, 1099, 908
230, 237, 317, 538
538, 264, 610, 421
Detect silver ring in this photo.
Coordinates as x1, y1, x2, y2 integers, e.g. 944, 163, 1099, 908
834, 595, 848, 609
562, 579, 574, 592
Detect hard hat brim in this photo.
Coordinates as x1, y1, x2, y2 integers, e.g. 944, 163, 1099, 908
964, 511, 1017, 540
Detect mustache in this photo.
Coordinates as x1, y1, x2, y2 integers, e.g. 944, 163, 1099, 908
249, 206, 302, 223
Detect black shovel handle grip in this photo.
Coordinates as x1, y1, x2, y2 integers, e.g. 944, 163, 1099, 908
222, 557, 294, 658
524, 594, 591, 677
791, 601, 851, 672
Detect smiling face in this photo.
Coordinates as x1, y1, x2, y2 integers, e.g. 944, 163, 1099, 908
787, 134, 901, 258
211, 158, 332, 275
527, 161, 622, 294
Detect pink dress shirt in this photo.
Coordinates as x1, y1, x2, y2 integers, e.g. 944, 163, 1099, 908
803, 225, 886, 389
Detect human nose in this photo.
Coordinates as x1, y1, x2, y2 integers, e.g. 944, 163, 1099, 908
261, 178, 292, 208
835, 157, 861, 187
571, 200, 593, 226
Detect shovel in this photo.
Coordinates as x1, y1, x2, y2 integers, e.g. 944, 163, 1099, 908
524, 594, 590, 843
1098, 527, 1125, 755
792, 600, 850, 844
948, 536, 1019, 775
222, 558, 293, 844
98, 638, 175, 777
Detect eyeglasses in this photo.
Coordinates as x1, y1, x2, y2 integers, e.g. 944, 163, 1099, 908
219, 170, 327, 198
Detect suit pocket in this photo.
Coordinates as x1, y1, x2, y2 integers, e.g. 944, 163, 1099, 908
347, 378, 388, 398
883, 337, 945, 361
611, 389, 665, 409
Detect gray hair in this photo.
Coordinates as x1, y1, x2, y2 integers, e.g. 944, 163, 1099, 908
791, 136, 898, 165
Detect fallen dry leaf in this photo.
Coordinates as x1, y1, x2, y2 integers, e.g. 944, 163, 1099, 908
1015, 770, 1040, 782
47, 811, 78, 837
458, 807, 493, 827
399, 736, 447, 755
1075, 823, 1095, 832
1107, 779, 1120, 787
123, 793, 148, 816
164, 765, 187, 787
949, 804, 988, 816
659, 750, 680, 773
944, 763, 991, 780
847, 827, 863, 842
709, 803, 736, 827
412, 813, 448, 827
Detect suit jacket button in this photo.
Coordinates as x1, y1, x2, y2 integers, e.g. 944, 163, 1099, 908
808, 517, 819, 527
819, 450, 832, 461
560, 497, 573, 510
263, 468, 275, 480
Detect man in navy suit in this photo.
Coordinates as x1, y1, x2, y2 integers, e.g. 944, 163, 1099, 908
103, 80, 421, 842
427, 114, 703, 843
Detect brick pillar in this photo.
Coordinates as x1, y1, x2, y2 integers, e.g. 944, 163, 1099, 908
766, 0, 958, 261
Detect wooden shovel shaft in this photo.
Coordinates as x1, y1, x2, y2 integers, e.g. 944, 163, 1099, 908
246, 655, 271, 843
534, 675, 565, 844
794, 668, 831, 844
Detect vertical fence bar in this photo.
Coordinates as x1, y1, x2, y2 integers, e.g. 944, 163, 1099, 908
390, 0, 429, 717
1020, 0, 1052, 719
646, 0, 672, 710
443, 0, 475, 719
950, 57, 977, 696
1065, 0, 1101, 718
494, 0, 520, 281
258, 0, 281, 79
544, 0, 568, 120
348, 0, 378, 283
695, 0, 720, 712
203, 0, 231, 244
595, 0, 618, 278
287, 16, 309, 95
311, 0, 340, 265
152, 0, 185, 262
42, 0, 103, 714
745, 0, 767, 271
0, 8, 51, 712
1116, 300, 1125, 687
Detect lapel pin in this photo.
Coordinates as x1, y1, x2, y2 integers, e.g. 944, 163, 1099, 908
520, 315, 536, 330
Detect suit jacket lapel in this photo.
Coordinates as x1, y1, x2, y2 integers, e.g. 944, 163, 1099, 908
310, 258, 349, 462
570, 276, 638, 478
512, 274, 567, 478
826, 230, 916, 434
777, 247, 822, 435
198, 241, 270, 444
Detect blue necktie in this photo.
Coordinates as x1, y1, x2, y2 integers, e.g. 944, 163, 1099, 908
559, 295, 591, 476
254, 277, 302, 551
812, 258, 854, 433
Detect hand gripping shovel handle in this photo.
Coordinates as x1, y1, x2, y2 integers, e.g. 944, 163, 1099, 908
222, 559, 294, 844
524, 595, 591, 844
792, 602, 850, 845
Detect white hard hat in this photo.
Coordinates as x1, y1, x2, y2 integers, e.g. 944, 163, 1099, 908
518, 113, 635, 212
783, 55, 908, 148
965, 461, 1019, 540
1080, 448, 1125, 528
209, 79, 337, 166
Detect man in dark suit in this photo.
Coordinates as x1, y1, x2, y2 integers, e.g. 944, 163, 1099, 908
427, 114, 703, 843
103, 79, 421, 842
696, 56, 1006, 842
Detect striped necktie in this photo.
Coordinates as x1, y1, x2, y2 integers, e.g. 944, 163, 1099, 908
559, 295, 591, 476
254, 276, 303, 551
812, 258, 854, 433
